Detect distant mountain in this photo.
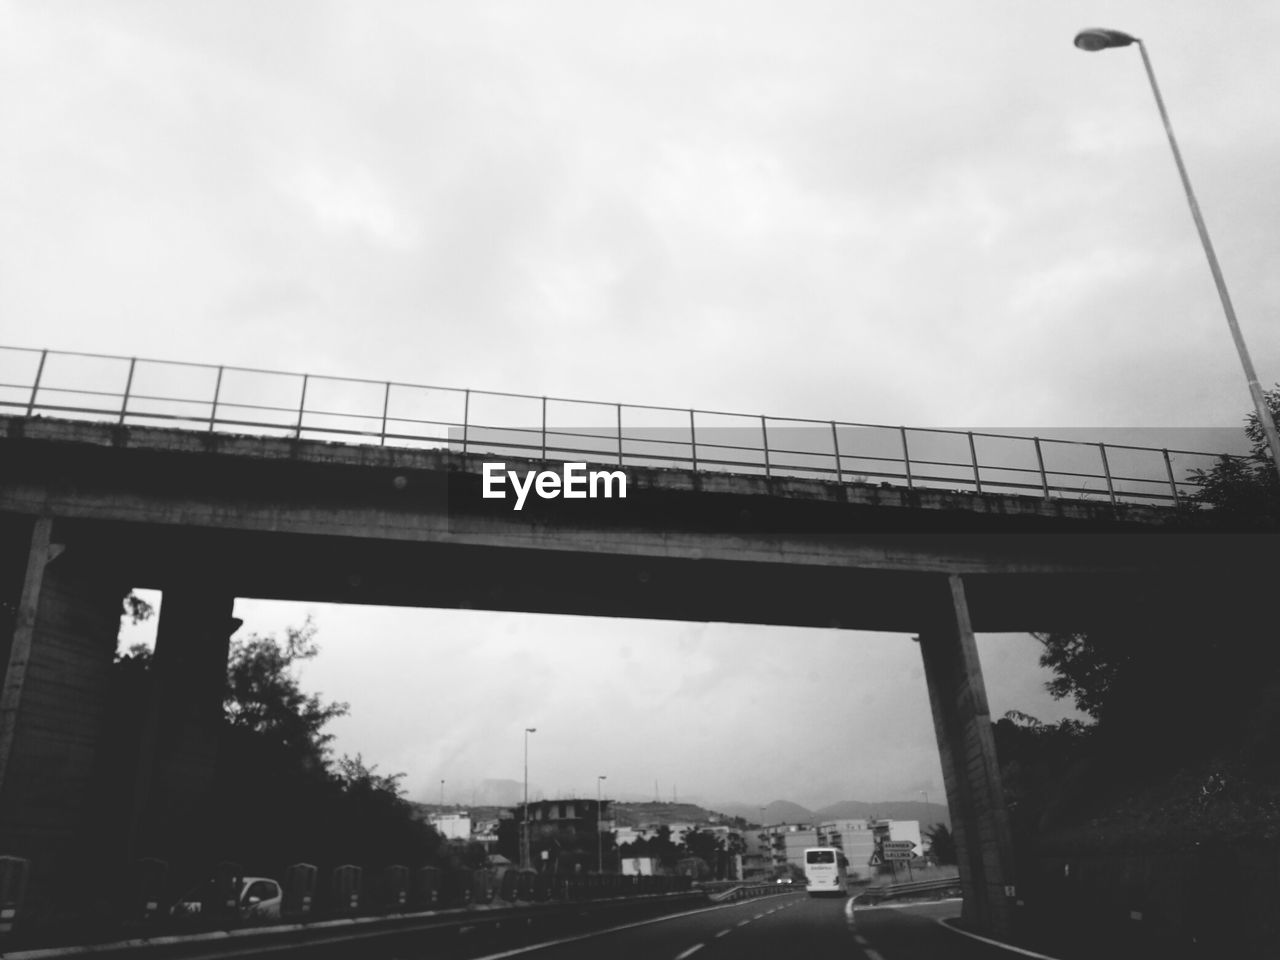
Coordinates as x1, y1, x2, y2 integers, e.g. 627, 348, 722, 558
711, 799, 950, 829
813, 800, 950, 830
613, 802, 739, 827
711, 800, 814, 824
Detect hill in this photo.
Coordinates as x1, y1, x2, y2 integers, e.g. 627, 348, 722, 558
712, 800, 813, 824
612, 801, 744, 827
814, 800, 951, 830
712, 799, 950, 829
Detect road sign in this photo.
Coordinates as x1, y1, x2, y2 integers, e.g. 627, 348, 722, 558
867, 852, 883, 866
882, 841, 917, 852
883, 849, 919, 861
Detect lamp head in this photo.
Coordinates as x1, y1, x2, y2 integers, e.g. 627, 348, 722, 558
1074, 28, 1138, 52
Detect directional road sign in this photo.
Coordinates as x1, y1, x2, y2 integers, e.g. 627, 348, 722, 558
883, 848, 919, 861
882, 841, 917, 852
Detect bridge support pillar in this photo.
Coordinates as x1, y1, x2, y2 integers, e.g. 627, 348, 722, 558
129, 585, 240, 866
918, 573, 1017, 941
0, 516, 130, 926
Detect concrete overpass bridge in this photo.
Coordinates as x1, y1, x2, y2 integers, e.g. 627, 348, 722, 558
0, 346, 1271, 942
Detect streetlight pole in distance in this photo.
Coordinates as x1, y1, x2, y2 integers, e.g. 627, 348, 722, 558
523, 727, 536, 869
1075, 27, 1280, 483
440, 779, 445, 811
597, 775, 608, 873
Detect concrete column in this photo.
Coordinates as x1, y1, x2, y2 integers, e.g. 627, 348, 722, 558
130, 586, 240, 864
0, 518, 129, 921
918, 573, 1017, 939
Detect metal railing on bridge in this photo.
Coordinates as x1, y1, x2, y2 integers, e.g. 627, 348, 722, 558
0, 345, 1244, 507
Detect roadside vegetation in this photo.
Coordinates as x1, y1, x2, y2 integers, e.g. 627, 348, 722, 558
996, 387, 1280, 852
111, 617, 445, 892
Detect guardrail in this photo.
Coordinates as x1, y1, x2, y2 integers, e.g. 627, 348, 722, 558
706, 882, 797, 903
0, 890, 709, 960
0, 345, 1241, 507
858, 875, 963, 903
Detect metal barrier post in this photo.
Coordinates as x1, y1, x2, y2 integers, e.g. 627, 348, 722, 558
1034, 438, 1050, 498
26, 350, 46, 416
380, 382, 391, 446
119, 357, 137, 424
462, 389, 470, 454
413, 866, 441, 908
900, 427, 914, 489
209, 861, 243, 922
133, 857, 167, 923
331, 864, 361, 915
831, 421, 842, 483
209, 365, 224, 431
383, 865, 408, 910
283, 863, 316, 917
617, 404, 623, 466
690, 410, 698, 471
1163, 449, 1180, 505
968, 431, 983, 493
761, 416, 771, 478
1098, 444, 1117, 504
295, 374, 309, 439
541, 396, 547, 460
0, 856, 29, 936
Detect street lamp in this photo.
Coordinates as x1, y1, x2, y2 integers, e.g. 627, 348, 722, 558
523, 727, 536, 869
597, 775, 608, 873
440, 779, 445, 811
1075, 27, 1280, 481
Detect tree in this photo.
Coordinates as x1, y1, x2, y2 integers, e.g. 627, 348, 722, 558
680, 828, 728, 879
1189, 384, 1280, 516
923, 823, 955, 865
223, 617, 348, 772
1031, 632, 1128, 723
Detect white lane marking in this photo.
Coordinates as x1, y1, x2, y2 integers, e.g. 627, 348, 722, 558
674, 946, 704, 959
844, 896, 857, 925
852, 896, 964, 911
752, 912, 765, 920
736, 918, 751, 927
467, 898, 761, 960
935, 916, 1066, 959
715, 928, 731, 938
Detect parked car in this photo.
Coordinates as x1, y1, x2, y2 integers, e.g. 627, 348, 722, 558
171, 876, 283, 921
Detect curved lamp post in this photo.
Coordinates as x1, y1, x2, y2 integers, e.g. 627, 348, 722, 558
1074, 27, 1280, 482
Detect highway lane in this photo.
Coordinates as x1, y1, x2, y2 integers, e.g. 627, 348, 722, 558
361, 894, 1062, 960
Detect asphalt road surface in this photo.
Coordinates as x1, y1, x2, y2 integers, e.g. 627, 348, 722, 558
331, 894, 1060, 960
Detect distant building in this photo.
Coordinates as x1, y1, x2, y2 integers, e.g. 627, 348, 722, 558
819, 819, 876, 878
429, 812, 472, 841
757, 822, 816, 873
515, 797, 614, 874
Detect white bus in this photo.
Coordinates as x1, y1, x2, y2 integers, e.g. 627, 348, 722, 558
803, 847, 849, 896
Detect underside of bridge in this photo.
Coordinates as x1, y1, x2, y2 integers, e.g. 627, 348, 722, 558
0, 416, 1274, 938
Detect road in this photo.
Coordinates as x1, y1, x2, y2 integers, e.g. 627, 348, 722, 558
297, 894, 1056, 960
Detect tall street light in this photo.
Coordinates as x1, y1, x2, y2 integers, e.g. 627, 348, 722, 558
523, 727, 536, 869
1075, 27, 1280, 482
597, 775, 608, 873
440, 779, 445, 811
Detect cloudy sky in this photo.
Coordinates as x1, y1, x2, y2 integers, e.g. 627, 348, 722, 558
8, 2, 1280, 811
